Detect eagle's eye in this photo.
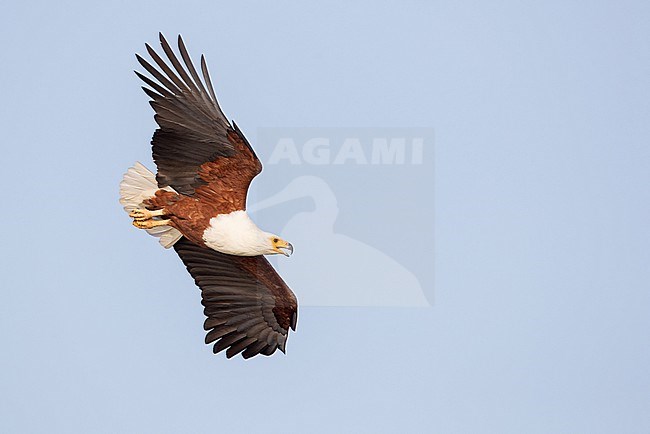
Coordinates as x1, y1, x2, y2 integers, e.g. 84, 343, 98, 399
273, 238, 279, 243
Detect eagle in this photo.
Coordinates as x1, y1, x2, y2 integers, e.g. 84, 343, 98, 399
119, 34, 298, 359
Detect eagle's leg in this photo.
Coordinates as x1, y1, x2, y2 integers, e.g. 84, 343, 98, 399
129, 208, 166, 221
132, 218, 171, 229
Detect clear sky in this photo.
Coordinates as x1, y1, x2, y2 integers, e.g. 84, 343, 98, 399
1, 1, 649, 433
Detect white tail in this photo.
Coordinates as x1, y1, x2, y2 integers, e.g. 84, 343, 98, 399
119, 162, 182, 249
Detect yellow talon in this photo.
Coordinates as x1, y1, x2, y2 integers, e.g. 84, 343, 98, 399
132, 219, 171, 229
129, 208, 152, 221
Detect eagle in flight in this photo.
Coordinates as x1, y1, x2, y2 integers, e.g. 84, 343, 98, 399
119, 34, 297, 359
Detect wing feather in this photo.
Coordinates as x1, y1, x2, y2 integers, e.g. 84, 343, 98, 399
226, 337, 258, 359
213, 332, 247, 354
177, 35, 221, 117
145, 43, 189, 93
136, 33, 261, 205
205, 325, 236, 344
200, 54, 220, 110
174, 238, 298, 359
158, 35, 201, 96
241, 340, 268, 359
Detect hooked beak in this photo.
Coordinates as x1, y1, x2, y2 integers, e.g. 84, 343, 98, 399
278, 242, 294, 257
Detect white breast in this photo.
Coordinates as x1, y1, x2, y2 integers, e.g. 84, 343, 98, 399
202, 210, 267, 256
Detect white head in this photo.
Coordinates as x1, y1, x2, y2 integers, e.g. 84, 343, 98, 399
203, 211, 294, 257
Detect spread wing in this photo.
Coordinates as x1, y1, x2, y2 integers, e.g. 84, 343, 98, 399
136, 33, 261, 212
174, 238, 298, 359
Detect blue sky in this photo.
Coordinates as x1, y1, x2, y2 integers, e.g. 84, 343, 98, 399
1, 1, 649, 433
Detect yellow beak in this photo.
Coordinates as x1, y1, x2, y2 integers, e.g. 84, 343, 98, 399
277, 241, 294, 257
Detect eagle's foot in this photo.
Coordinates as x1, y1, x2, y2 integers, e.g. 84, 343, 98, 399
129, 208, 165, 221
132, 219, 171, 229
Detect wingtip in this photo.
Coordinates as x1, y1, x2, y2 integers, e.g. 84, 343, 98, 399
134, 53, 148, 69
291, 311, 298, 331
159, 32, 172, 48
144, 43, 156, 57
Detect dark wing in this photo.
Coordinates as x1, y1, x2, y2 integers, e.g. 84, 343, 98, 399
136, 33, 261, 211
174, 238, 298, 359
